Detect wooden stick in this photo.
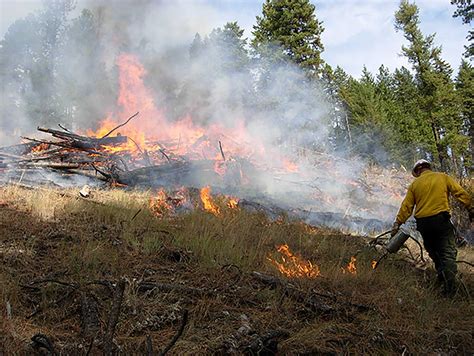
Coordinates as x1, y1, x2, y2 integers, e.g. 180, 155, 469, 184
58, 123, 72, 133
218, 141, 226, 161
101, 112, 139, 139
158, 309, 188, 356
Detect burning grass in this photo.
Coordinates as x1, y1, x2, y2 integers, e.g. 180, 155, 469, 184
1, 185, 473, 354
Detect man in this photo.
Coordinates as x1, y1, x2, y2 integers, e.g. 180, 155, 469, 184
392, 159, 473, 296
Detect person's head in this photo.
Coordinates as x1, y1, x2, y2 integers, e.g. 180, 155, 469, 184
412, 159, 432, 177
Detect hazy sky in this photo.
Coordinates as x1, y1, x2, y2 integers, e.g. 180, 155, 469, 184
0, 0, 471, 77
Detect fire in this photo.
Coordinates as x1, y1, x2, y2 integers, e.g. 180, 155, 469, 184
200, 186, 220, 215
149, 187, 190, 216
149, 189, 173, 217
371, 260, 377, 269
227, 197, 239, 209
267, 244, 320, 278
84, 53, 276, 170
342, 256, 357, 274
31, 143, 49, 153
282, 158, 299, 173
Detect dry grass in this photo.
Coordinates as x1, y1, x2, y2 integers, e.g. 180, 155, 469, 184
0, 185, 473, 355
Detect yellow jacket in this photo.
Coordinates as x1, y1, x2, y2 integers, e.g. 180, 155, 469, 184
396, 170, 472, 224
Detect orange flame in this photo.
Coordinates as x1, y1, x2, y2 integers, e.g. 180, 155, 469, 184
342, 256, 357, 275
149, 189, 173, 217
227, 197, 239, 209
282, 158, 299, 173
371, 260, 377, 269
84, 53, 273, 165
31, 143, 49, 153
267, 244, 320, 278
200, 186, 220, 215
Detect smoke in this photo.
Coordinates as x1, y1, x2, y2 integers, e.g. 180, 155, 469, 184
0, 0, 406, 233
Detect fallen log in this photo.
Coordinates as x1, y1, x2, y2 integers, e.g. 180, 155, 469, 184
37, 127, 128, 149
18, 162, 82, 169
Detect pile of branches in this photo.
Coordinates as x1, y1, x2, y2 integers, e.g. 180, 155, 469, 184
0, 113, 241, 188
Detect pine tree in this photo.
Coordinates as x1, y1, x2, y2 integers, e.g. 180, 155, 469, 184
321, 64, 352, 150
395, 0, 465, 173
451, 0, 474, 58
189, 33, 204, 59
208, 22, 249, 73
252, 0, 324, 75
456, 60, 474, 171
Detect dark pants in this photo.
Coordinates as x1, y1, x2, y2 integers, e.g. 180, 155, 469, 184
416, 212, 457, 296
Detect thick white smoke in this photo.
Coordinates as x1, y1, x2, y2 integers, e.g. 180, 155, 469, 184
0, 0, 406, 233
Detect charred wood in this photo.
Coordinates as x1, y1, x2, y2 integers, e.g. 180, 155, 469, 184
31, 333, 57, 355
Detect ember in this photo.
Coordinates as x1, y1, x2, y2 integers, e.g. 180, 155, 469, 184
267, 244, 320, 279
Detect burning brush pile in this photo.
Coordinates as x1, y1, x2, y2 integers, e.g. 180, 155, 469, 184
0, 54, 410, 235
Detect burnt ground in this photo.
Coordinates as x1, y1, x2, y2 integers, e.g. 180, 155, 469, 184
0, 186, 473, 355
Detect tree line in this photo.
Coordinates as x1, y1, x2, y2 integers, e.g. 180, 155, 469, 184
0, 0, 472, 176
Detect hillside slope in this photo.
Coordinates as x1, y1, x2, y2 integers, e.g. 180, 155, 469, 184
1, 186, 473, 354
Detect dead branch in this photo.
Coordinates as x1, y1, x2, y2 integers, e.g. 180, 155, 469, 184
27, 286, 77, 319
80, 292, 100, 338
101, 112, 139, 139
160, 149, 171, 162
158, 309, 189, 356
137, 282, 207, 296
457, 260, 474, 267
103, 278, 126, 356
251, 272, 335, 315
146, 335, 153, 356
218, 140, 226, 161
58, 123, 72, 133
20, 162, 81, 169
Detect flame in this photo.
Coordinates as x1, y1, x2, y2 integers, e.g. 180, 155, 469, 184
149, 187, 190, 216
371, 260, 377, 269
267, 244, 320, 278
85, 53, 271, 165
342, 256, 357, 275
31, 143, 49, 153
281, 158, 299, 173
227, 197, 239, 209
200, 186, 220, 215
149, 189, 173, 217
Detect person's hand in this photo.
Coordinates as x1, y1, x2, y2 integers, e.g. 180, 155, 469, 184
390, 222, 400, 237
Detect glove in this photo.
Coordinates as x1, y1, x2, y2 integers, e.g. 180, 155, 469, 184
390, 222, 400, 237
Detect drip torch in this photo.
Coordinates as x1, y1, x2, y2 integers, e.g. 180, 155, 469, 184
371, 225, 424, 269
